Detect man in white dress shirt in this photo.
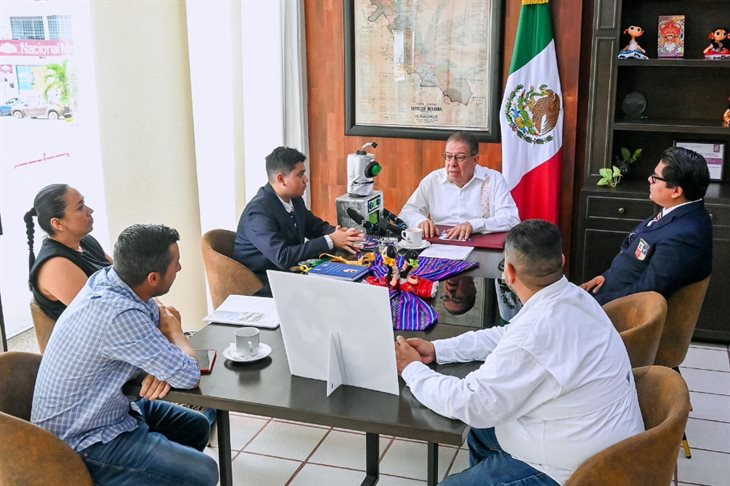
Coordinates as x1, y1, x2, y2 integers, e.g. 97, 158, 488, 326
395, 220, 644, 485
398, 132, 520, 240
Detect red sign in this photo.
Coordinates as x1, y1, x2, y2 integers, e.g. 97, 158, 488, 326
0, 40, 74, 57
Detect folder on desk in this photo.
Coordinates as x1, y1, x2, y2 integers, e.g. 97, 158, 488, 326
425, 226, 507, 250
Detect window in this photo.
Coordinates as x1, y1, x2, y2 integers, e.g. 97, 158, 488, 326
10, 16, 45, 40
48, 15, 73, 40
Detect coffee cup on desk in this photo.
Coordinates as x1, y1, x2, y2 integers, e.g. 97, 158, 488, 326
234, 327, 260, 357
401, 228, 423, 247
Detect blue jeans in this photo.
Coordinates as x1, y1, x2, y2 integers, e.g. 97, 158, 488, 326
79, 399, 218, 486
441, 428, 559, 486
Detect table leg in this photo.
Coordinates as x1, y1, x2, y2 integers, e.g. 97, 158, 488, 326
216, 410, 232, 486
427, 442, 438, 486
361, 432, 379, 486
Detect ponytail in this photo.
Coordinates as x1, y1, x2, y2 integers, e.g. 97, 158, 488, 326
24, 208, 37, 285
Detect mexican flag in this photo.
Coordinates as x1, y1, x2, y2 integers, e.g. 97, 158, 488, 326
500, 0, 563, 224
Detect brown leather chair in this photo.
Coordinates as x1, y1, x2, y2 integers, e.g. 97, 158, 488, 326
654, 275, 711, 458
30, 298, 57, 353
0, 351, 93, 485
201, 229, 263, 308
655, 276, 710, 368
565, 366, 690, 486
602, 291, 667, 368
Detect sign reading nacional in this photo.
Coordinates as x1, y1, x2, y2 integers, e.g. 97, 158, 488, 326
344, 0, 503, 141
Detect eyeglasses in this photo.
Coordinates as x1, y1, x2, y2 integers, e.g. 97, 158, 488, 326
649, 173, 668, 184
442, 153, 476, 163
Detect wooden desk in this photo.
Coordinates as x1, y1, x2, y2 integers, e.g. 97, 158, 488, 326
135, 323, 479, 486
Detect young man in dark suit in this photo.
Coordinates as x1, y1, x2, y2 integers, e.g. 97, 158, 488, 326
233, 146, 363, 294
581, 146, 713, 305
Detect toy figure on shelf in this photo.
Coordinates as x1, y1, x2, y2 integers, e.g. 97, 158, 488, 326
723, 97, 730, 128
704, 27, 730, 59
617, 25, 649, 60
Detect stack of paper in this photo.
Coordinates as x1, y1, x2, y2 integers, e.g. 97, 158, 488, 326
204, 295, 280, 329
419, 243, 474, 260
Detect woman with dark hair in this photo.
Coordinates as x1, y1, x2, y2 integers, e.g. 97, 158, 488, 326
24, 184, 111, 320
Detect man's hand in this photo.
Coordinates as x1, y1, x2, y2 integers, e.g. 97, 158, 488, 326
404, 337, 436, 364
140, 374, 171, 400
418, 220, 438, 238
158, 305, 184, 342
330, 227, 364, 254
154, 299, 181, 323
443, 223, 473, 241
395, 336, 436, 375
580, 275, 606, 294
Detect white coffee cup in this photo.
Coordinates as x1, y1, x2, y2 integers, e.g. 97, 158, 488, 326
234, 327, 260, 357
401, 228, 424, 247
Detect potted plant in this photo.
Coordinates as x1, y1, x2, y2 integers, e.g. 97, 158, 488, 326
597, 147, 643, 188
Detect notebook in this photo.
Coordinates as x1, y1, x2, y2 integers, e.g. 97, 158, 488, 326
307, 261, 370, 281
425, 225, 508, 250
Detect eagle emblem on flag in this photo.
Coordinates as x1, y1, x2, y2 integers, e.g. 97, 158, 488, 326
504, 83, 561, 144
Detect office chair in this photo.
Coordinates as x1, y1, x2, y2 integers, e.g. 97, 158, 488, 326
565, 366, 690, 486
654, 275, 711, 458
602, 291, 666, 368
30, 298, 57, 353
201, 229, 263, 308
0, 351, 93, 485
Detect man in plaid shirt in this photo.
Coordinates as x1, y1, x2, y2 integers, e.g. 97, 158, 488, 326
32, 224, 218, 485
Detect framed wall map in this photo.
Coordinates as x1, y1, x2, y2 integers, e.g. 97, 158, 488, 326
344, 0, 503, 141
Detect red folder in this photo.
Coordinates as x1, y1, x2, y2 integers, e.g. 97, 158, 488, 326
424, 226, 507, 250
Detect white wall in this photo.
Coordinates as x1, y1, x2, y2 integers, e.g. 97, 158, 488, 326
90, 1, 207, 327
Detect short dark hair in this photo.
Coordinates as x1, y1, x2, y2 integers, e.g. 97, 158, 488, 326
113, 224, 180, 287
505, 220, 563, 289
265, 146, 306, 181
446, 132, 479, 156
660, 147, 710, 201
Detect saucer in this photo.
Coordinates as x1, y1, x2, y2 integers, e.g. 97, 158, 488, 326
223, 342, 272, 363
397, 240, 431, 251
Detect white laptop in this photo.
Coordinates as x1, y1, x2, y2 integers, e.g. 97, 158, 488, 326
268, 270, 399, 396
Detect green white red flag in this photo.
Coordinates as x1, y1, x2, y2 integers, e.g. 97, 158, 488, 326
500, 0, 563, 224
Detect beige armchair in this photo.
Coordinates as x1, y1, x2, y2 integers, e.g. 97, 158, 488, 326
565, 366, 690, 486
602, 291, 666, 368
30, 298, 56, 353
0, 351, 93, 485
201, 229, 263, 308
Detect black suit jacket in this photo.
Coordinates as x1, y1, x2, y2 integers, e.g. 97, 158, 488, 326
595, 200, 713, 305
233, 184, 335, 284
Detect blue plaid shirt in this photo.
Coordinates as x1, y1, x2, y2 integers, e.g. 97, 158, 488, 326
31, 267, 200, 451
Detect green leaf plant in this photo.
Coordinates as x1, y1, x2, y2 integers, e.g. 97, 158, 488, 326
597, 166, 623, 188
615, 147, 643, 175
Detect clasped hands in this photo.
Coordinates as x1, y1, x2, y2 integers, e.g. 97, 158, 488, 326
418, 220, 473, 240
579, 275, 606, 294
395, 336, 436, 375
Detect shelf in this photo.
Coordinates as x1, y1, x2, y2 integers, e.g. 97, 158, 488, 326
617, 59, 730, 68
614, 118, 730, 135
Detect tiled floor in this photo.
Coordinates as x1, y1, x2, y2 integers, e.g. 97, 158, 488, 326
7, 330, 730, 485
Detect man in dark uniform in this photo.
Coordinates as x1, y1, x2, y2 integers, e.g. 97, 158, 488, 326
233, 146, 363, 294
581, 146, 712, 305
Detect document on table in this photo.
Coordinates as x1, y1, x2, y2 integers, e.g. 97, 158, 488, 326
419, 243, 474, 260
203, 295, 280, 329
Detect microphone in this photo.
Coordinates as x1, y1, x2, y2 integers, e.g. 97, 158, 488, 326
346, 208, 375, 232
382, 209, 406, 228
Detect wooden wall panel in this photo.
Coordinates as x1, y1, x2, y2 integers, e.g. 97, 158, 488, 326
305, 0, 584, 261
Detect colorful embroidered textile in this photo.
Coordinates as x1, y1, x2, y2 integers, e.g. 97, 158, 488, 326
368, 254, 480, 331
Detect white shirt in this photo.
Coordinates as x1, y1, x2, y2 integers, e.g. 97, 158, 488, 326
402, 277, 644, 484
648, 198, 701, 226
398, 166, 520, 233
